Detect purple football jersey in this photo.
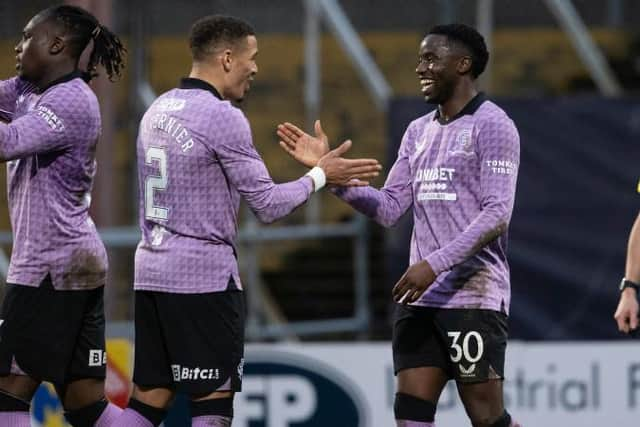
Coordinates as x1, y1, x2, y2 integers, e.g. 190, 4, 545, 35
134, 78, 313, 293
0, 73, 107, 290
333, 95, 520, 313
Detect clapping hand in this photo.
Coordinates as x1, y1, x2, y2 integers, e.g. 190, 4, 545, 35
277, 120, 382, 187
277, 120, 329, 168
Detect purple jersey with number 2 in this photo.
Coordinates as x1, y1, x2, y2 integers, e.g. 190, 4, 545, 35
134, 78, 313, 294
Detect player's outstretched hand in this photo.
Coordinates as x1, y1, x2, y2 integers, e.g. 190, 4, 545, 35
316, 140, 381, 187
614, 288, 639, 334
278, 120, 330, 168
392, 260, 437, 304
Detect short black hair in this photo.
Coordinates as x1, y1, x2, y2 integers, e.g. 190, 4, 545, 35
189, 15, 255, 61
38, 5, 126, 81
427, 24, 489, 79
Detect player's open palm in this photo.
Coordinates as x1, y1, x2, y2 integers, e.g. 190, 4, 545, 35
614, 289, 639, 333
277, 120, 330, 168
392, 260, 437, 304
317, 140, 381, 186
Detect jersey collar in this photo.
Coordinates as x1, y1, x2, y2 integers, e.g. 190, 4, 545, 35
179, 78, 223, 100
38, 70, 85, 93
434, 92, 486, 125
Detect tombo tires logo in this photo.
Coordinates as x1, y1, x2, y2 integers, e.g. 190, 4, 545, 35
234, 350, 368, 426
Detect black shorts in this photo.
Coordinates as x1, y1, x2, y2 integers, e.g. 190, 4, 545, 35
133, 289, 245, 397
0, 277, 106, 386
392, 304, 508, 383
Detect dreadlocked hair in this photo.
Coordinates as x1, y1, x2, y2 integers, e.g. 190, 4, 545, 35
39, 4, 126, 82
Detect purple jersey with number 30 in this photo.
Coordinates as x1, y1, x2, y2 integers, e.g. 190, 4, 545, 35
0, 73, 107, 290
334, 95, 520, 313
134, 78, 313, 294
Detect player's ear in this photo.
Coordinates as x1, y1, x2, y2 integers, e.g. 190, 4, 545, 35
457, 56, 472, 75
50, 35, 65, 55
221, 48, 233, 72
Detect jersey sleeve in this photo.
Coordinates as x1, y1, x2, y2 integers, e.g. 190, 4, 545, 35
0, 77, 20, 122
212, 106, 313, 224
331, 121, 416, 227
0, 83, 95, 161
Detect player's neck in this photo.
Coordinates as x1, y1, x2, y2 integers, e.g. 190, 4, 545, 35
438, 80, 477, 122
34, 61, 77, 91
189, 65, 226, 100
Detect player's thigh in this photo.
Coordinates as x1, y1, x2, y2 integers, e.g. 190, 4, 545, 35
132, 290, 175, 394
131, 292, 185, 409
131, 384, 176, 409
0, 280, 99, 387
162, 289, 246, 397
435, 308, 508, 423
456, 379, 505, 425
193, 390, 234, 402
0, 374, 40, 402
392, 304, 451, 402
59, 286, 108, 409
434, 308, 508, 384
396, 367, 449, 402
135, 289, 246, 398
55, 378, 105, 411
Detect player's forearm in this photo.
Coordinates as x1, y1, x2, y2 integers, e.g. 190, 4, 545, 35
0, 121, 55, 161
247, 177, 313, 224
0, 122, 19, 161
425, 202, 511, 275
0, 78, 18, 122
331, 186, 407, 227
625, 213, 640, 283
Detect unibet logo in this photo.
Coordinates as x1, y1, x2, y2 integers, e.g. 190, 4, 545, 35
170, 365, 220, 382
234, 351, 367, 427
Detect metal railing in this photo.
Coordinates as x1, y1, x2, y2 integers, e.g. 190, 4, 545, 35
0, 213, 371, 340
543, 0, 623, 96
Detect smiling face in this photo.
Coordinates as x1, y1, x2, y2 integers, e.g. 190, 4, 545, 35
224, 35, 258, 103
415, 34, 469, 105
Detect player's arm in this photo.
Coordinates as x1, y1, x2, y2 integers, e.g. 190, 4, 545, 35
393, 117, 520, 304
0, 77, 21, 123
0, 95, 74, 161
614, 212, 640, 333
330, 138, 413, 227
278, 120, 414, 227
217, 110, 380, 224
624, 214, 640, 284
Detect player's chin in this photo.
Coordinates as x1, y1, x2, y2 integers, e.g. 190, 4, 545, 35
423, 92, 440, 104
235, 87, 251, 103
17, 69, 34, 82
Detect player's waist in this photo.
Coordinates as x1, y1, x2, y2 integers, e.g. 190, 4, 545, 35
7, 265, 106, 290
139, 225, 236, 248
9, 214, 102, 240
135, 242, 238, 271
418, 284, 510, 314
